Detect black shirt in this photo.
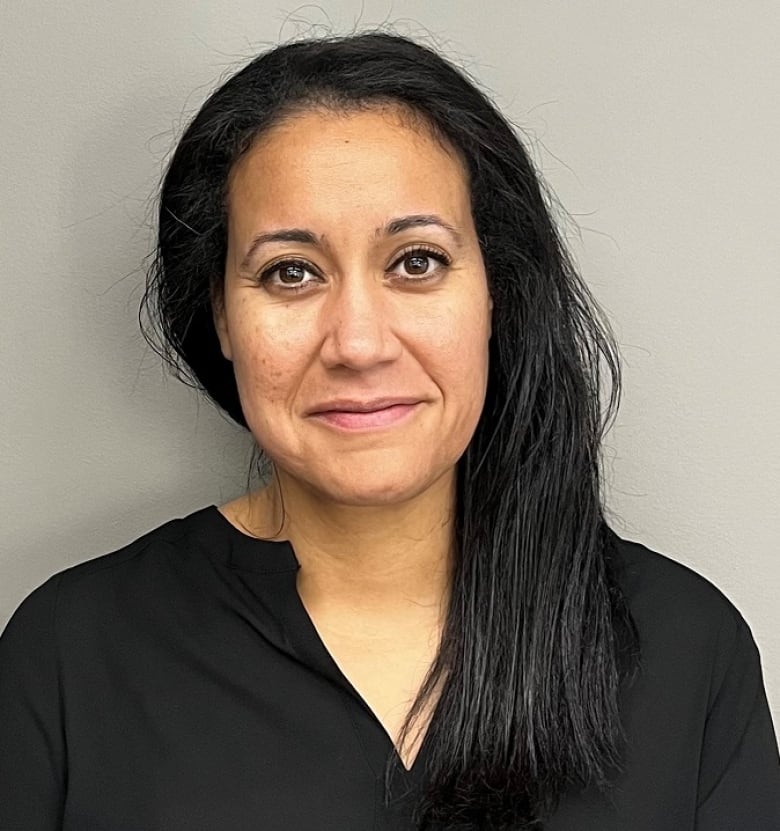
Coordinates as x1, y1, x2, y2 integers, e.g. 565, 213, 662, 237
1, 507, 778, 830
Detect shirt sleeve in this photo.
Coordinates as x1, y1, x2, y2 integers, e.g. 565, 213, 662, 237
0, 576, 66, 831
695, 615, 780, 829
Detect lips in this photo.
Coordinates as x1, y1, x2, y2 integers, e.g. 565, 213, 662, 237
307, 398, 423, 430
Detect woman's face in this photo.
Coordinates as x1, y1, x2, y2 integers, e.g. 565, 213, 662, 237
216, 106, 492, 507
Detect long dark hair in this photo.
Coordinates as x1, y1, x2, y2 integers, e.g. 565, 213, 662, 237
143, 31, 638, 829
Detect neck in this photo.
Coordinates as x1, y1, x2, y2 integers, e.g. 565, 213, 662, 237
238, 471, 456, 621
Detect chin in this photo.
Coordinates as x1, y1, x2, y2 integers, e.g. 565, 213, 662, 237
293, 457, 452, 510
267, 439, 459, 510
312, 474, 432, 508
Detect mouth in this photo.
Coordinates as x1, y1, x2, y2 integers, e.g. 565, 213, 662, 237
307, 399, 423, 431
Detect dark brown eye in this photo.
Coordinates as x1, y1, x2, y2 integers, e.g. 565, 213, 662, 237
278, 263, 306, 284
258, 259, 320, 291
404, 254, 430, 275
389, 246, 451, 281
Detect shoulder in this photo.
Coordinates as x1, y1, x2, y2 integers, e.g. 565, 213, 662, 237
606, 532, 780, 816
1, 507, 224, 646
608, 530, 760, 704
610, 530, 745, 630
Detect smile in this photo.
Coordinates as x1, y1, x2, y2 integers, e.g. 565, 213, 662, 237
308, 401, 422, 431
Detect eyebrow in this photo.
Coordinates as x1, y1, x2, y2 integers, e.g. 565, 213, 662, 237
238, 214, 463, 272
239, 229, 317, 272
381, 214, 462, 243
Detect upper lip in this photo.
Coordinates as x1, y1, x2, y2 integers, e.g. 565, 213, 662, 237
307, 397, 422, 414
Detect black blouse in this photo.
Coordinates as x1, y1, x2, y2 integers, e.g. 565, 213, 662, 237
1, 507, 778, 830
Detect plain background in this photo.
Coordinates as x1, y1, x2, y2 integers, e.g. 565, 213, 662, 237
1, 1, 778, 730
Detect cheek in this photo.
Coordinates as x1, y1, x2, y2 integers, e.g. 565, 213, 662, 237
238, 355, 286, 402
421, 296, 491, 402
229, 335, 303, 459
227, 310, 301, 411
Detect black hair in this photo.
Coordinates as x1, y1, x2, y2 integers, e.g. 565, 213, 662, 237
143, 31, 639, 830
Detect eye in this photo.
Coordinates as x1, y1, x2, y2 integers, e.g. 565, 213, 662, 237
257, 259, 321, 291
388, 246, 451, 281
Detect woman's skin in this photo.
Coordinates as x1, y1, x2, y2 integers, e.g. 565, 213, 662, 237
215, 105, 493, 767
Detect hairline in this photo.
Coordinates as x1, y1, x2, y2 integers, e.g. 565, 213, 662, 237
214, 96, 473, 306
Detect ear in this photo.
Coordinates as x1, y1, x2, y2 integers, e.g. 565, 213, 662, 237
212, 289, 233, 362
488, 293, 494, 340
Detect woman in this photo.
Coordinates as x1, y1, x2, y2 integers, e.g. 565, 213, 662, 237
1, 32, 778, 831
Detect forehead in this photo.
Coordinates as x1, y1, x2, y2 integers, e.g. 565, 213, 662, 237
226, 106, 471, 235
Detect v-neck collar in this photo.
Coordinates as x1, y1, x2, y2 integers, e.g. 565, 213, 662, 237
196, 505, 434, 785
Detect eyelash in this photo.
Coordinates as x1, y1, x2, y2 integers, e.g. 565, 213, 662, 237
256, 259, 319, 292
393, 245, 452, 278
256, 245, 452, 291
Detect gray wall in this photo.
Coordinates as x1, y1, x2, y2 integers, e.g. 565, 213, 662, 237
2, 1, 778, 727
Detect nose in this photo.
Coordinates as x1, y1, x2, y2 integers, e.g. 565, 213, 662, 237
318, 274, 403, 371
